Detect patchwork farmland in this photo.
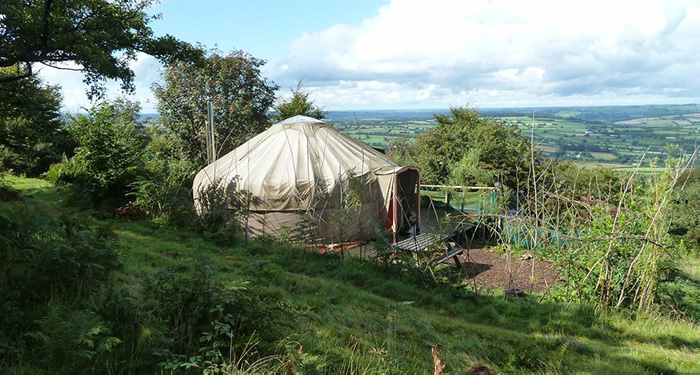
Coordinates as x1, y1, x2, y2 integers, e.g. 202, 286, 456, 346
328, 104, 700, 167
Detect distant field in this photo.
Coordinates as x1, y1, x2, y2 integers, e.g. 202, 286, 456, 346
590, 152, 617, 160
329, 104, 699, 168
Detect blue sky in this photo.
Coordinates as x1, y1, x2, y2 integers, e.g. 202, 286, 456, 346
149, 0, 388, 64
39, 0, 700, 112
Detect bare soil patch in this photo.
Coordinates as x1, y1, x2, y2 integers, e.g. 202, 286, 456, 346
347, 241, 562, 293
453, 247, 560, 293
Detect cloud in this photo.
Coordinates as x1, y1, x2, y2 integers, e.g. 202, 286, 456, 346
37, 0, 700, 111
38, 53, 162, 113
268, 0, 700, 108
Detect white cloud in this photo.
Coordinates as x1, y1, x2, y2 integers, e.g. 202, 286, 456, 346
37, 0, 700, 111
268, 0, 700, 109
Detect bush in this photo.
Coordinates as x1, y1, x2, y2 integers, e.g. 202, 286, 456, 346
132, 128, 199, 227
144, 258, 290, 369
510, 156, 691, 312
670, 167, 699, 249
0, 204, 121, 370
46, 100, 147, 205
27, 305, 121, 373
0, 210, 120, 305
45, 152, 86, 186
270, 80, 326, 122
194, 178, 248, 245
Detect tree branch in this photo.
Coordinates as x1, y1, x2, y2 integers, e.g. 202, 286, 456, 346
39, 61, 83, 71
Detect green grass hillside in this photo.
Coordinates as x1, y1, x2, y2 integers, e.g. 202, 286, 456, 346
3, 176, 699, 374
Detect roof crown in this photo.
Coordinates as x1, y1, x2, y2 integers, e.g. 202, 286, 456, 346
277, 115, 324, 125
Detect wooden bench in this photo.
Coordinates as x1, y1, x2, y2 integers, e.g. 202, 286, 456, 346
393, 233, 465, 268
433, 246, 464, 267
394, 233, 442, 252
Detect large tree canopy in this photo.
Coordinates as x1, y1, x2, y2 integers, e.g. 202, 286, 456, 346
153, 50, 278, 163
389, 107, 533, 190
0, 69, 74, 175
0, 0, 201, 98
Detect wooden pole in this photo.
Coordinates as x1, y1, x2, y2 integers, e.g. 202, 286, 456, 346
393, 172, 398, 243
204, 81, 217, 164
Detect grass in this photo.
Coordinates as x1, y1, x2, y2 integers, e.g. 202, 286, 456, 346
681, 255, 700, 280
5, 176, 700, 374
590, 152, 617, 160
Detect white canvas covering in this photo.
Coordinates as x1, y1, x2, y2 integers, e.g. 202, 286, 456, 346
193, 115, 419, 243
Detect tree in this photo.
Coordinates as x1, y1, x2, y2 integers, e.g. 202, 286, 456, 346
389, 107, 532, 190
0, 0, 201, 98
0, 70, 73, 175
271, 81, 326, 122
153, 50, 278, 163
47, 99, 147, 203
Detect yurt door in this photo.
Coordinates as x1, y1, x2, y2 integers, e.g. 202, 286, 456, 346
393, 168, 420, 235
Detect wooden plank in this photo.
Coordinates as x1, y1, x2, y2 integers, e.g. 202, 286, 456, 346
394, 233, 441, 252
434, 247, 464, 264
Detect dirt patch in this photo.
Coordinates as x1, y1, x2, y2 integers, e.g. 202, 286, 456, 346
453, 248, 560, 293
346, 241, 562, 293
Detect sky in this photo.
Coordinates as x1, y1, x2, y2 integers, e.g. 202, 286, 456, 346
39, 0, 700, 112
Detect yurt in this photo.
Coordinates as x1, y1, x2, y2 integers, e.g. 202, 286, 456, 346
192, 115, 420, 243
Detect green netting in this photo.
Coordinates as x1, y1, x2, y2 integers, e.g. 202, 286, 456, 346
501, 219, 570, 249
420, 189, 498, 215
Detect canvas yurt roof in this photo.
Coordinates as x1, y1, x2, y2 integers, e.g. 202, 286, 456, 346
193, 115, 420, 243
193, 115, 410, 212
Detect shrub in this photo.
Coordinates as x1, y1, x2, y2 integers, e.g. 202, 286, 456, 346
47, 99, 147, 205
194, 178, 247, 245
0, 209, 120, 305
670, 167, 699, 249
144, 258, 290, 368
132, 128, 199, 227
506, 155, 693, 312
0, 204, 121, 370
270, 80, 326, 122
45, 152, 86, 186
27, 305, 121, 373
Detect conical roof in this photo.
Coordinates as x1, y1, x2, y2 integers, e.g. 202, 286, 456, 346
193, 116, 403, 211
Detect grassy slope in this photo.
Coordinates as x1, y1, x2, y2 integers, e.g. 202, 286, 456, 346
5, 176, 700, 374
